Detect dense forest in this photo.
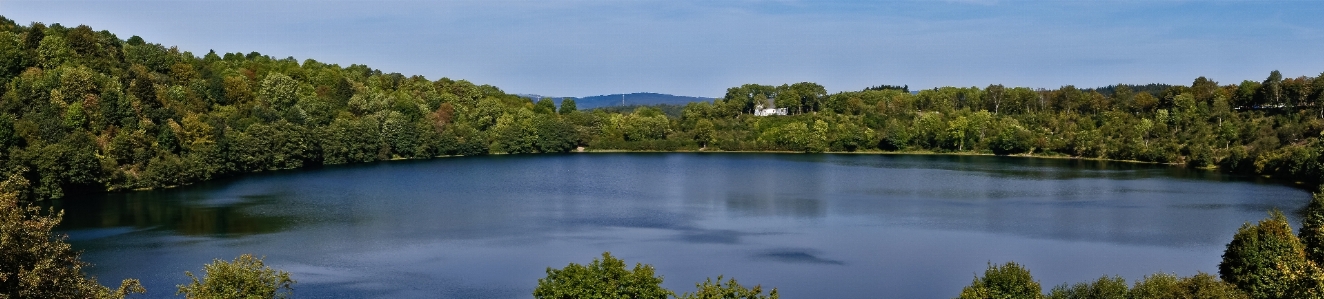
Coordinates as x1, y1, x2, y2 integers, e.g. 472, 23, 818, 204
2, 17, 1324, 201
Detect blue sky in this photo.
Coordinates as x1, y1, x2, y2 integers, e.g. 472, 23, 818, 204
3, 0, 1322, 98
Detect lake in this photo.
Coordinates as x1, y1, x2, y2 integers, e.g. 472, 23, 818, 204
56, 153, 1309, 298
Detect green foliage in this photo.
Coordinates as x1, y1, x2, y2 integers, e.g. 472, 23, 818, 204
1129, 272, 1248, 299
1219, 210, 1312, 299
988, 117, 1032, 155
759, 122, 809, 152
558, 98, 577, 114
1046, 276, 1127, 299
533, 252, 671, 299
693, 118, 715, 147
757, 120, 827, 152
612, 112, 669, 142
964, 267, 1248, 299
828, 118, 871, 151
0, 170, 145, 299
1303, 190, 1324, 265
534, 253, 779, 299
0, 32, 23, 78
36, 34, 70, 69
534, 98, 555, 114
678, 276, 778, 299
258, 72, 302, 112
957, 262, 1042, 299
176, 254, 294, 299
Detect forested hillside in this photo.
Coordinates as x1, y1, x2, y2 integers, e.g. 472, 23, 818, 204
2, 17, 1324, 201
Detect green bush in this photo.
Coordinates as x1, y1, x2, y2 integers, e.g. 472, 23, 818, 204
1046, 276, 1127, 299
533, 252, 671, 299
1300, 190, 1324, 265
1219, 210, 1309, 299
1130, 272, 1247, 299
957, 262, 1042, 299
176, 254, 294, 299
0, 170, 143, 299
965, 267, 1248, 299
678, 275, 778, 299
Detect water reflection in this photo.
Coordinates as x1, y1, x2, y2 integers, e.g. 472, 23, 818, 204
816, 154, 1246, 183
56, 191, 294, 238
725, 195, 825, 218
55, 153, 1311, 299
754, 249, 846, 265
674, 229, 746, 244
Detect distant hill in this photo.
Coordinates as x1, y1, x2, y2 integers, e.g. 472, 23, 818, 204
519, 93, 715, 110
1085, 83, 1175, 97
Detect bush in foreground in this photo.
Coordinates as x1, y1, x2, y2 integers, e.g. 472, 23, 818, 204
535, 252, 778, 299
176, 254, 294, 299
678, 275, 778, 299
0, 170, 144, 298
1048, 272, 1246, 299
534, 252, 671, 299
958, 262, 1042, 299
1219, 210, 1319, 299
958, 262, 1247, 299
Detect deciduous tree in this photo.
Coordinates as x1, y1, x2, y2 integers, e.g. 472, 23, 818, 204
1220, 210, 1310, 299
176, 254, 294, 299
534, 252, 670, 299
958, 262, 1042, 299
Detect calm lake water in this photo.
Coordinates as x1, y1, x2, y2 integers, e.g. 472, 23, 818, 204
56, 153, 1310, 298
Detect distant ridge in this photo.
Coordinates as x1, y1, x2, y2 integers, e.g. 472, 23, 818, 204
518, 93, 715, 110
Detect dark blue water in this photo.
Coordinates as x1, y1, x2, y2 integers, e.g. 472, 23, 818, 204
56, 153, 1309, 298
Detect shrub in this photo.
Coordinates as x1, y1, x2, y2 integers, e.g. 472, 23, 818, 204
678, 275, 778, 299
1219, 210, 1309, 299
176, 254, 294, 299
1300, 190, 1324, 265
1046, 276, 1127, 299
0, 170, 144, 298
1130, 272, 1248, 299
957, 262, 1042, 299
533, 252, 670, 299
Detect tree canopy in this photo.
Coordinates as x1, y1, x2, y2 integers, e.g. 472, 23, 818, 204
176, 254, 294, 299
534, 252, 671, 299
2, 17, 1324, 200
0, 169, 144, 298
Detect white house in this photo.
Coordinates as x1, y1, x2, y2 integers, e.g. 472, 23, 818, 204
753, 102, 788, 116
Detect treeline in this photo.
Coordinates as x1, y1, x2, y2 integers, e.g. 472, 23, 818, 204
687, 74, 1324, 189
0, 17, 563, 200
692, 73, 1324, 173
4, 16, 1324, 201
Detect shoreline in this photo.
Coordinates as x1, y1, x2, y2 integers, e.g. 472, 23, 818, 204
92, 148, 1299, 197
577, 148, 1177, 165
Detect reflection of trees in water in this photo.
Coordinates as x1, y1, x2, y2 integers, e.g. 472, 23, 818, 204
174, 206, 289, 236
715, 155, 829, 219
47, 153, 1305, 247
814, 154, 1274, 184
53, 192, 293, 237
724, 194, 824, 218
